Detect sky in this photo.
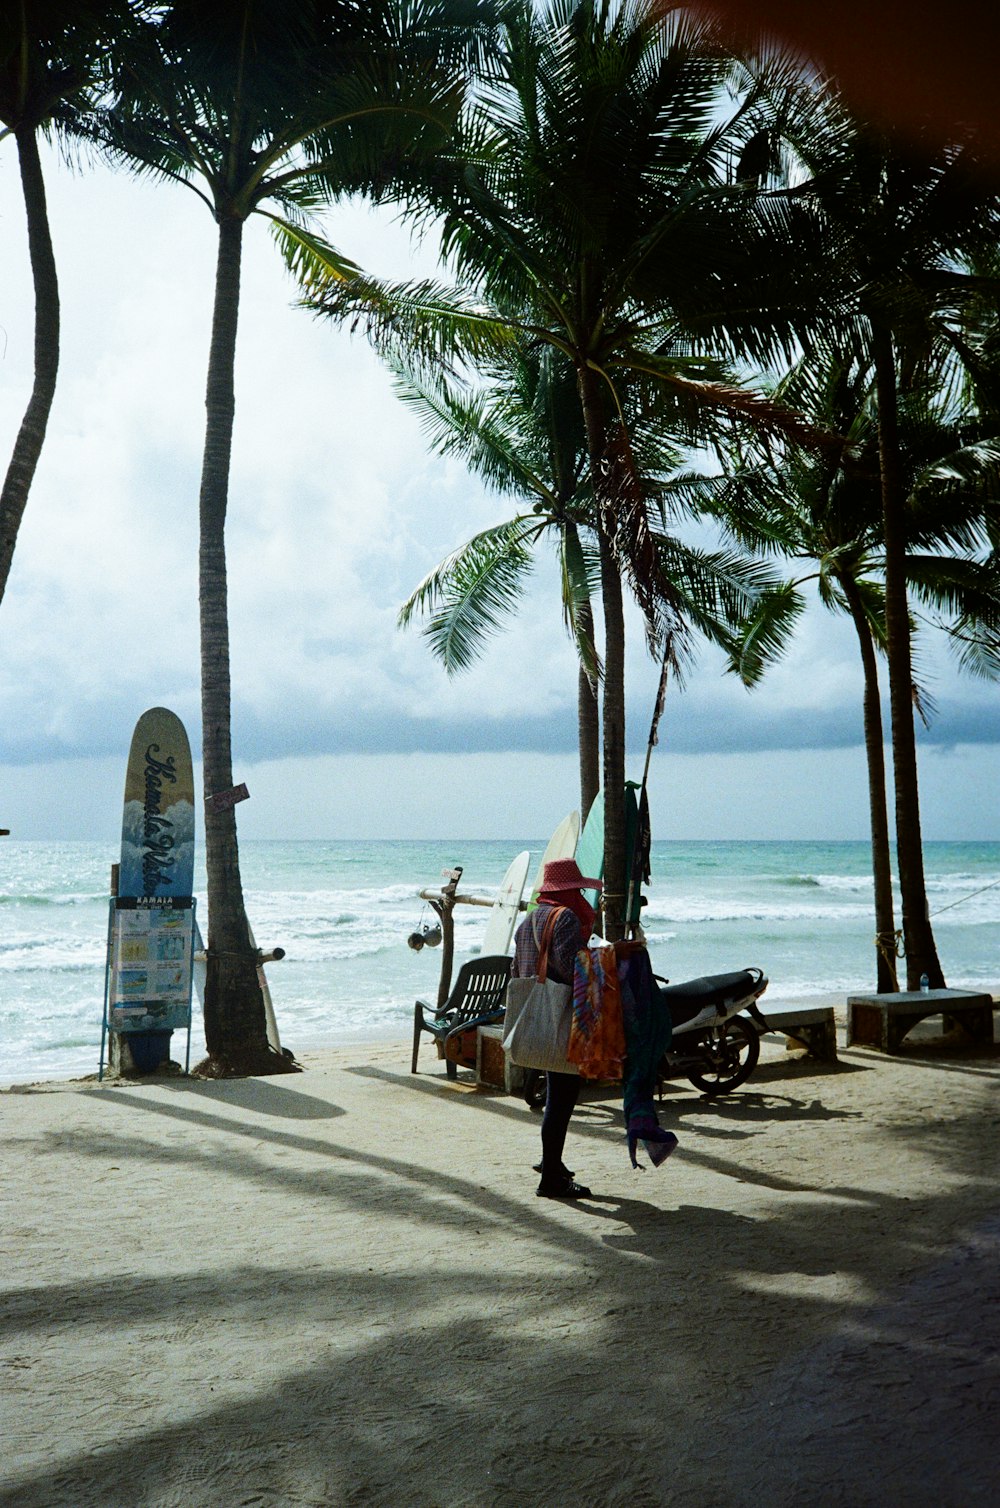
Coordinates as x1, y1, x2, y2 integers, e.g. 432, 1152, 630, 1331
1, 143, 998, 843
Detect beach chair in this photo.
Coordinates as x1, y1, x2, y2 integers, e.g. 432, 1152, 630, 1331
411, 955, 513, 1078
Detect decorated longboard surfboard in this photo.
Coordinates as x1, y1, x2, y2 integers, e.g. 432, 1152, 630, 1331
110, 707, 196, 1070
526, 811, 580, 911
481, 848, 530, 955
120, 707, 195, 899
576, 792, 605, 912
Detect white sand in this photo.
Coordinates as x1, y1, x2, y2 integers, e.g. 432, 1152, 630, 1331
2, 1015, 998, 1507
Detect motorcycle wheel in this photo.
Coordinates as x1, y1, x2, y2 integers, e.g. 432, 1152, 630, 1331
686, 1015, 760, 1097
523, 1070, 546, 1109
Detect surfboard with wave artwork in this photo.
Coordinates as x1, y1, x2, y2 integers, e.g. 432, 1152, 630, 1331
110, 707, 196, 1072
120, 708, 195, 900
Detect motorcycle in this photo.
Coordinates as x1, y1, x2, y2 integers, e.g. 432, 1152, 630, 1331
656, 966, 768, 1096
523, 965, 769, 1107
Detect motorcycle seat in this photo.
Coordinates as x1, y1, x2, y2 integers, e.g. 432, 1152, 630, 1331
656, 968, 764, 1016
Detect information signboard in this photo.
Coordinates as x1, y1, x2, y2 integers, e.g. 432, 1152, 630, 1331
108, 896, 196, 1033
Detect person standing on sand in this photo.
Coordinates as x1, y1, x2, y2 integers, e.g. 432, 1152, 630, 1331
511, 857, 602, 1200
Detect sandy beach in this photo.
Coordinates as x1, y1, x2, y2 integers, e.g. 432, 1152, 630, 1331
2, 1011, 998, 1508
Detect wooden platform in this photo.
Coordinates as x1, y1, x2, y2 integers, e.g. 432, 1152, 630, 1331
760, 1005, 838, 1062
846, 989, 995, 1054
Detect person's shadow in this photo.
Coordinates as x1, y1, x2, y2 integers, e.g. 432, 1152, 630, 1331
582, 1196, 838, 1275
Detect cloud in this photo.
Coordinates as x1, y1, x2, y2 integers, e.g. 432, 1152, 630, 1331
2, 148, 998, 840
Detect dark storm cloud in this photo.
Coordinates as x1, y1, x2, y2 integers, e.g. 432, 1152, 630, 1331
5, 688, 990, 767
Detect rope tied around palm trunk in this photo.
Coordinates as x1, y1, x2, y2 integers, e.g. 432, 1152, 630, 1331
874, 929, 903, 990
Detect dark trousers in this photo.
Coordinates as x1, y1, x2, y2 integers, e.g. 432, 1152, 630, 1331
541, 1070, 580, 1178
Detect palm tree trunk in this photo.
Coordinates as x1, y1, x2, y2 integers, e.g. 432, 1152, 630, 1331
578, 361, 627, 940
0, 128, 59, 606
576, 596, 601, 823
198, 213, 285, 1074
561, 516, 600, 820
840, 570, 899, 991
872, 321, 945, 990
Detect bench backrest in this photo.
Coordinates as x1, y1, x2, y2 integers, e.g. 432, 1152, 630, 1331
449, 955, 512, 1022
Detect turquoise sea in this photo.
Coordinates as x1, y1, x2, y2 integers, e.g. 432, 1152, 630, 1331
2, 837, 999, 1086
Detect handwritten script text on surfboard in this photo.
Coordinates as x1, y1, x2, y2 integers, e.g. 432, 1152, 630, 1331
143, 744, 178, 892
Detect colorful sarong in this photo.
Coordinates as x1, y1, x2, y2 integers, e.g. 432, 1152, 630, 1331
568, 946, 626, 1080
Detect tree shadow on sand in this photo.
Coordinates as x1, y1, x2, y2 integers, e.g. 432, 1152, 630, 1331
3, 1058, 997, 1507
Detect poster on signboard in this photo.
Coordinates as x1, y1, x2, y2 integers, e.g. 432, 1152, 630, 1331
108, 899, 195, 1032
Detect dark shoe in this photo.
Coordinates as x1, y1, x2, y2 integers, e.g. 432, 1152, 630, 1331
536, 1176, 592, 1199
533, 1161, 574, 1178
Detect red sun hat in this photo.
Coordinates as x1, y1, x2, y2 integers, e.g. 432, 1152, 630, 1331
540, 856, 603, 893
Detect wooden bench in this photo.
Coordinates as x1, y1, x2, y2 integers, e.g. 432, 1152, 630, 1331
846, 989, 995, 1054
759, 1005, 838, 1062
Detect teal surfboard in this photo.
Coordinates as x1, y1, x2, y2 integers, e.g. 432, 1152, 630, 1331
575, 786, 646, 925
576, 792, 605, 912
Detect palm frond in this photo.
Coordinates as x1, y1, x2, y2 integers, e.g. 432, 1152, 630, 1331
947, 622, 1000, 681
397, 517, 541, 672
723, 581, 807, 687
653, 534, 785, 644
559, 520, 602, 684
616, 349, 828, 452
277, 216, 519, 368
386, 356, 560, 507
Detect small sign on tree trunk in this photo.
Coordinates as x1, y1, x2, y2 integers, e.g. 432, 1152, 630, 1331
207, 782, 250, 813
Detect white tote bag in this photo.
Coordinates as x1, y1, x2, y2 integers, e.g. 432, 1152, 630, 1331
502, 907, 578, 1074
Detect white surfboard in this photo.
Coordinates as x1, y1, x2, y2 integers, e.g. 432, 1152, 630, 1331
481, 849, 531, 955
526, 811, 581, 911
248, 922, 282, 1054
193, 919, 281, 1054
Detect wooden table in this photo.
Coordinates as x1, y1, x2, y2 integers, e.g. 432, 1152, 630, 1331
846, 989, 995, 1054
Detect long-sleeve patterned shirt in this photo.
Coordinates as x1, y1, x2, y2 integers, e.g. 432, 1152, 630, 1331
511, 902, 586, 987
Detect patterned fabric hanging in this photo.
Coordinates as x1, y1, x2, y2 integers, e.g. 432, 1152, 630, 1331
569, 945, 627, 1080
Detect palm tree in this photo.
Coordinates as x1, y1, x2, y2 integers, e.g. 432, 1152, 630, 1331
394, 343, 603, 818
943, 270, 1000, 677
0, 0, 141, 605
780, 93, 1000, 986
98, 0, 490, 1073
282, 2, 816, 938
713, 347, 1000, 990
396, 340, 783, 824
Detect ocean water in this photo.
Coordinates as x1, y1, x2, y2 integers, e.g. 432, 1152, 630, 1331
2, 837, 998, 1087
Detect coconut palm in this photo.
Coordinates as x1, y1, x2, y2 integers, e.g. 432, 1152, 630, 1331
780, 91, 1000, 987
97, 0, 491, 1072
394, 342, 603, 818
0, 0, 142, 606
713, 347, 1000, 990
942, 276, 1000, 677
396, 339, 784, 823
282, 1, 817, 937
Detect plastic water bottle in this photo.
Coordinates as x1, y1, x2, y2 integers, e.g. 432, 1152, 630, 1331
920, 973, 930, 993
